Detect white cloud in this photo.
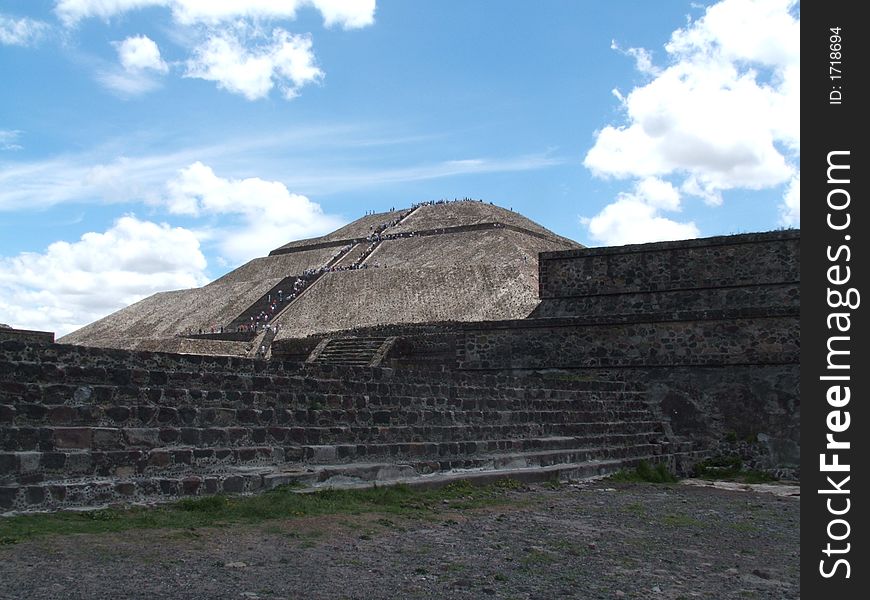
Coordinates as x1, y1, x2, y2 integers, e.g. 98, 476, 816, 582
54, 0, 376, 29
0, 14, 50, 46
116, 34, 169, 73
164, 161, 343, 262
581, 177, 698, 246
583, 0, 799, 242
52, 2, 373, 101
779, 174, 799, 226
185, 28, 322, 100
581, 198, 699, 246
0, 215, 208, 336
610, 40, 660, 76
0, 130, 23, 151
98, 34, 169, 95
634, 176, 680, 210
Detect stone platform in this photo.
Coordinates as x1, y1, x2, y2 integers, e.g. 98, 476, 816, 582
0, 340, 694, 513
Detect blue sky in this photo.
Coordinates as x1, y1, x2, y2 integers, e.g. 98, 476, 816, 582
1, 0, 799, 335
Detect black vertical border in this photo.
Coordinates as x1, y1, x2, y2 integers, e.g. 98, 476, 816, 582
802, 1, 867, 596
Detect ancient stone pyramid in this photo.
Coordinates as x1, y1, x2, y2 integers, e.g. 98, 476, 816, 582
60, 200, 581, 354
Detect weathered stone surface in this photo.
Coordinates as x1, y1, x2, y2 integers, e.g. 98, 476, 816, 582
0, 227, 801, 512
58, 202, 580, 353
53, 428, 92, 450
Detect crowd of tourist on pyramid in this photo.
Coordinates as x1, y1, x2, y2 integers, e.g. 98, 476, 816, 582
188, 198, 505, 338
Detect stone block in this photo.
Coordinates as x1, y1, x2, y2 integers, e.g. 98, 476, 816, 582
177, 406, 198, 425
202, 428, 229, 445
21, 404, 47, 421
124, 428, 161, 448
180, 428, 201, 445
105, 406, 131, 422
92, 428, 121, 450
222, 476, 244, 493
0, 453, 16, 475
53, 427, 92, 449
115, 482, 136, 496
251, 428, 267, 444
18, 451, 41, 473
159, 479, 179, 495
148, 451, 170, 468
227, 428, 247, 444
65, 452, 93, 474
171, 449, 193, 465
25, 486, 45, 505
0, 404, 15, 424
48, 485, 66, 501
0, 485, 19, 509
157, 407, 178, 424
182, 477, 202, 495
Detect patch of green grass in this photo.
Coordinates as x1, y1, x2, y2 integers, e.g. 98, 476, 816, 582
729, 521, 761, 533
608, 460, 678, 483
693, 456, 777, 483
0, 479, 522, 544
662, 513, 705, 528
623, 501, 647, 516
737, 471, 777, 484
549, 538, 587, 557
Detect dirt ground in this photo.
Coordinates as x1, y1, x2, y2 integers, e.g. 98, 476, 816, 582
0, 480, 799, 600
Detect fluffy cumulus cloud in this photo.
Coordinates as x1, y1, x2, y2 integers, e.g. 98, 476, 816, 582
185, 29, 322, 100
0, 216, 208, 336
164, 161, 343, 262
53, 1, 374, 99
581, 177, 699, 246
0, 14, 51, 46
55, 0, 375, 29
117, 34, 169, 72
583, 0, 799, 243
99, 34, 169, 95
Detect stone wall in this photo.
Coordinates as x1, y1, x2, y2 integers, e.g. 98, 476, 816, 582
454, 230, 801, 475
457, 310, 798, 370
0, 327, 54, 344
571, 365, 800, 478
266, 231, 801, 475
1, 339, 690, 512
538, 230, 799, 299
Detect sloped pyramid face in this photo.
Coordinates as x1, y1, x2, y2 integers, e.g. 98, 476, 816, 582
60, 201, 581, 354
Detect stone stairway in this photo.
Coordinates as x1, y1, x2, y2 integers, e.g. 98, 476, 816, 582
308, 337, 391, 366
0, 340, 698, 513
225, 274, 313, 333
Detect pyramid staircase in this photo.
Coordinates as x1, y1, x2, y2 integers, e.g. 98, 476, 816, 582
307, 337, 392, 367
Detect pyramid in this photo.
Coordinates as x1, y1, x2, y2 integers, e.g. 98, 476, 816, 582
60, 200, 581, 354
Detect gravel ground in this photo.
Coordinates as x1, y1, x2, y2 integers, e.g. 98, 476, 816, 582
0, 480, 799, 600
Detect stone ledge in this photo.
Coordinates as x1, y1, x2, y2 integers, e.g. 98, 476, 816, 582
539, 229, 799, 260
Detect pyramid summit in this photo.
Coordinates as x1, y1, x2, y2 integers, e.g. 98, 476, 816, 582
60, 200, 581, 354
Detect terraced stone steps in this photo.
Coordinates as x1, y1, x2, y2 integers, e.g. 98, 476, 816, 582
1, 340, 692, 513
1, 431, 676, 484
1, 420, 666, 456
1, 358, 636, 396
2, 406, 657, 434
226, 272, 321, 333
309, 337, 391, 366
2, 388, 653, 412
1, 442, 699, 513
